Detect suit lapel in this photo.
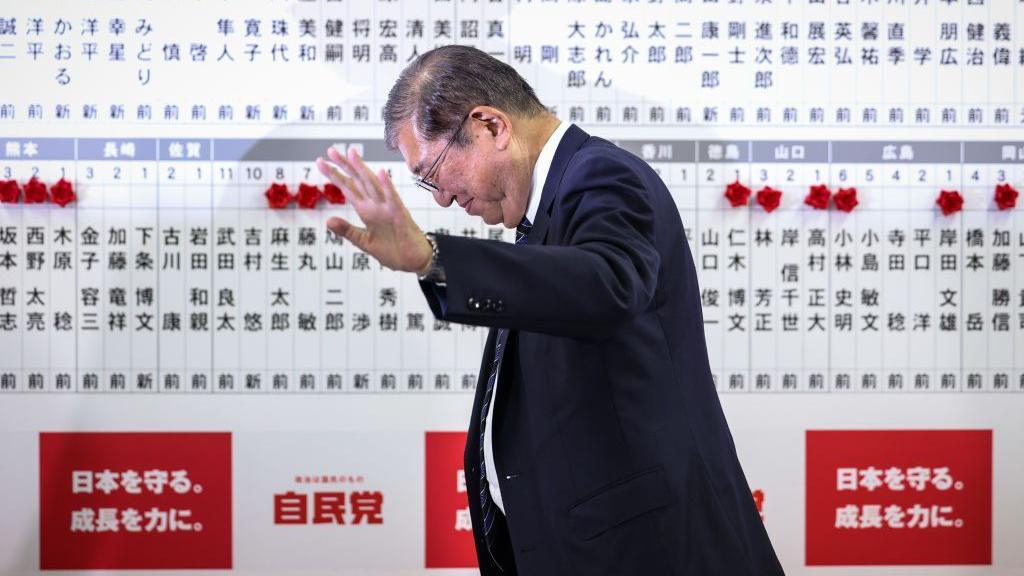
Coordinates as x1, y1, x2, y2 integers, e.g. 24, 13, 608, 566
466, 326, 498, 459
525, 124, 590, 247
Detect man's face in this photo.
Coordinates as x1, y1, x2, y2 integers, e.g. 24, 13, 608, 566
396, 117, 524, 228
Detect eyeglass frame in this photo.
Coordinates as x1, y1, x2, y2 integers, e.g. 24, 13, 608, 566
414, 112, 471, 194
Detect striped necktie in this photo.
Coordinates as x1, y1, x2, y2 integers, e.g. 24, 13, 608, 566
479, 215, 532, 539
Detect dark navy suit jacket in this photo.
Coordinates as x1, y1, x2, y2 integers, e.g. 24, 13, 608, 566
419, 124, 784, 576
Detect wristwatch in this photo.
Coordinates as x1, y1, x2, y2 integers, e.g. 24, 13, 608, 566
417, 232, 447, 285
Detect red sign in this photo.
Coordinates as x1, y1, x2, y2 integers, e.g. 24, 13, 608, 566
424, 431, 477, 568
39, 432, 232, 570
806, 429, 991, 566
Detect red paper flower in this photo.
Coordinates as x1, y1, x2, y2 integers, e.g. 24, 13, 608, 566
264, 183, 293, 209
22, 177, 48, 203
723, 180, 751, 207
296, 183, 322, 209
0, 179, 19, 203
323, 182, 346, 205
756, 186, 782, 213
50, 178, 76, 207
833, 187, 859, 213
994, 183, 1018, 211
804, 184, 831, 210
936, 189, 963, 216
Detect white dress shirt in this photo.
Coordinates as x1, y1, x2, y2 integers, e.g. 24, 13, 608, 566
484, 120, 571, 514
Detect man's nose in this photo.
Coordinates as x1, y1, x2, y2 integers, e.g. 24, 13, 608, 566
432, 187, 455, 207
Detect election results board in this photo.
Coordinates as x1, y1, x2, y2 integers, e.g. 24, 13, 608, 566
0, 1, 1022, 575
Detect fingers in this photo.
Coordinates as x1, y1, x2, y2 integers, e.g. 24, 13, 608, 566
329, 146, 379, 203
346, 146, 388, 203
320, 147, 403, 208
325, 145, 347, 170
316, 155, 364, 202
377, 168, 401, 205
325, 215, 347, 237
325, 216, 369, 249
323, 146, 379, 203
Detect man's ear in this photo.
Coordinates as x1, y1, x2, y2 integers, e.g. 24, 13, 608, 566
468, 106, 513, 151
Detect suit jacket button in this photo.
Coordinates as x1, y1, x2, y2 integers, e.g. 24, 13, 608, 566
467, 296, 481, 310
483, 298, 494, 311
494, 300, 504, 313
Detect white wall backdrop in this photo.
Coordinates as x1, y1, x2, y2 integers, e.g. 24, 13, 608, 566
0, 1, 1021, 574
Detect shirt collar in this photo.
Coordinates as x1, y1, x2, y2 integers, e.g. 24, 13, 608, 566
524, 120, 570, 225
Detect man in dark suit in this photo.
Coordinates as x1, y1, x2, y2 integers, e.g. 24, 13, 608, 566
318, 45, 784, 576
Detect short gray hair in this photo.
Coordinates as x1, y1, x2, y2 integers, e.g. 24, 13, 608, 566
383, 45, 547, 150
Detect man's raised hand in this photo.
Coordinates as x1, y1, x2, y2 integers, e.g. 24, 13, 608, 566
316, 146, 432, 275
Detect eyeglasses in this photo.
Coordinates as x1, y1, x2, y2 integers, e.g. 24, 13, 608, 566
414, 112, 470, 194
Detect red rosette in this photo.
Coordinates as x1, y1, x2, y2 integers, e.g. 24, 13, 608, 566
296, 183, 322, 209
833, 187, 859, 213
804, 184, 831, 210
936, 189, 963, 216
756, 186, 782, 213
50, 178, 76, 207
723, 180, 751, 207
23, 176, 48, 204
264, 182, 293, 209
994, 183, 1018, 211
323, 182, 346, 205
0, 179, 19, 203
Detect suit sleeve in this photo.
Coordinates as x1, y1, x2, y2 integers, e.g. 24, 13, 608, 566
418, 152, 661, 340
